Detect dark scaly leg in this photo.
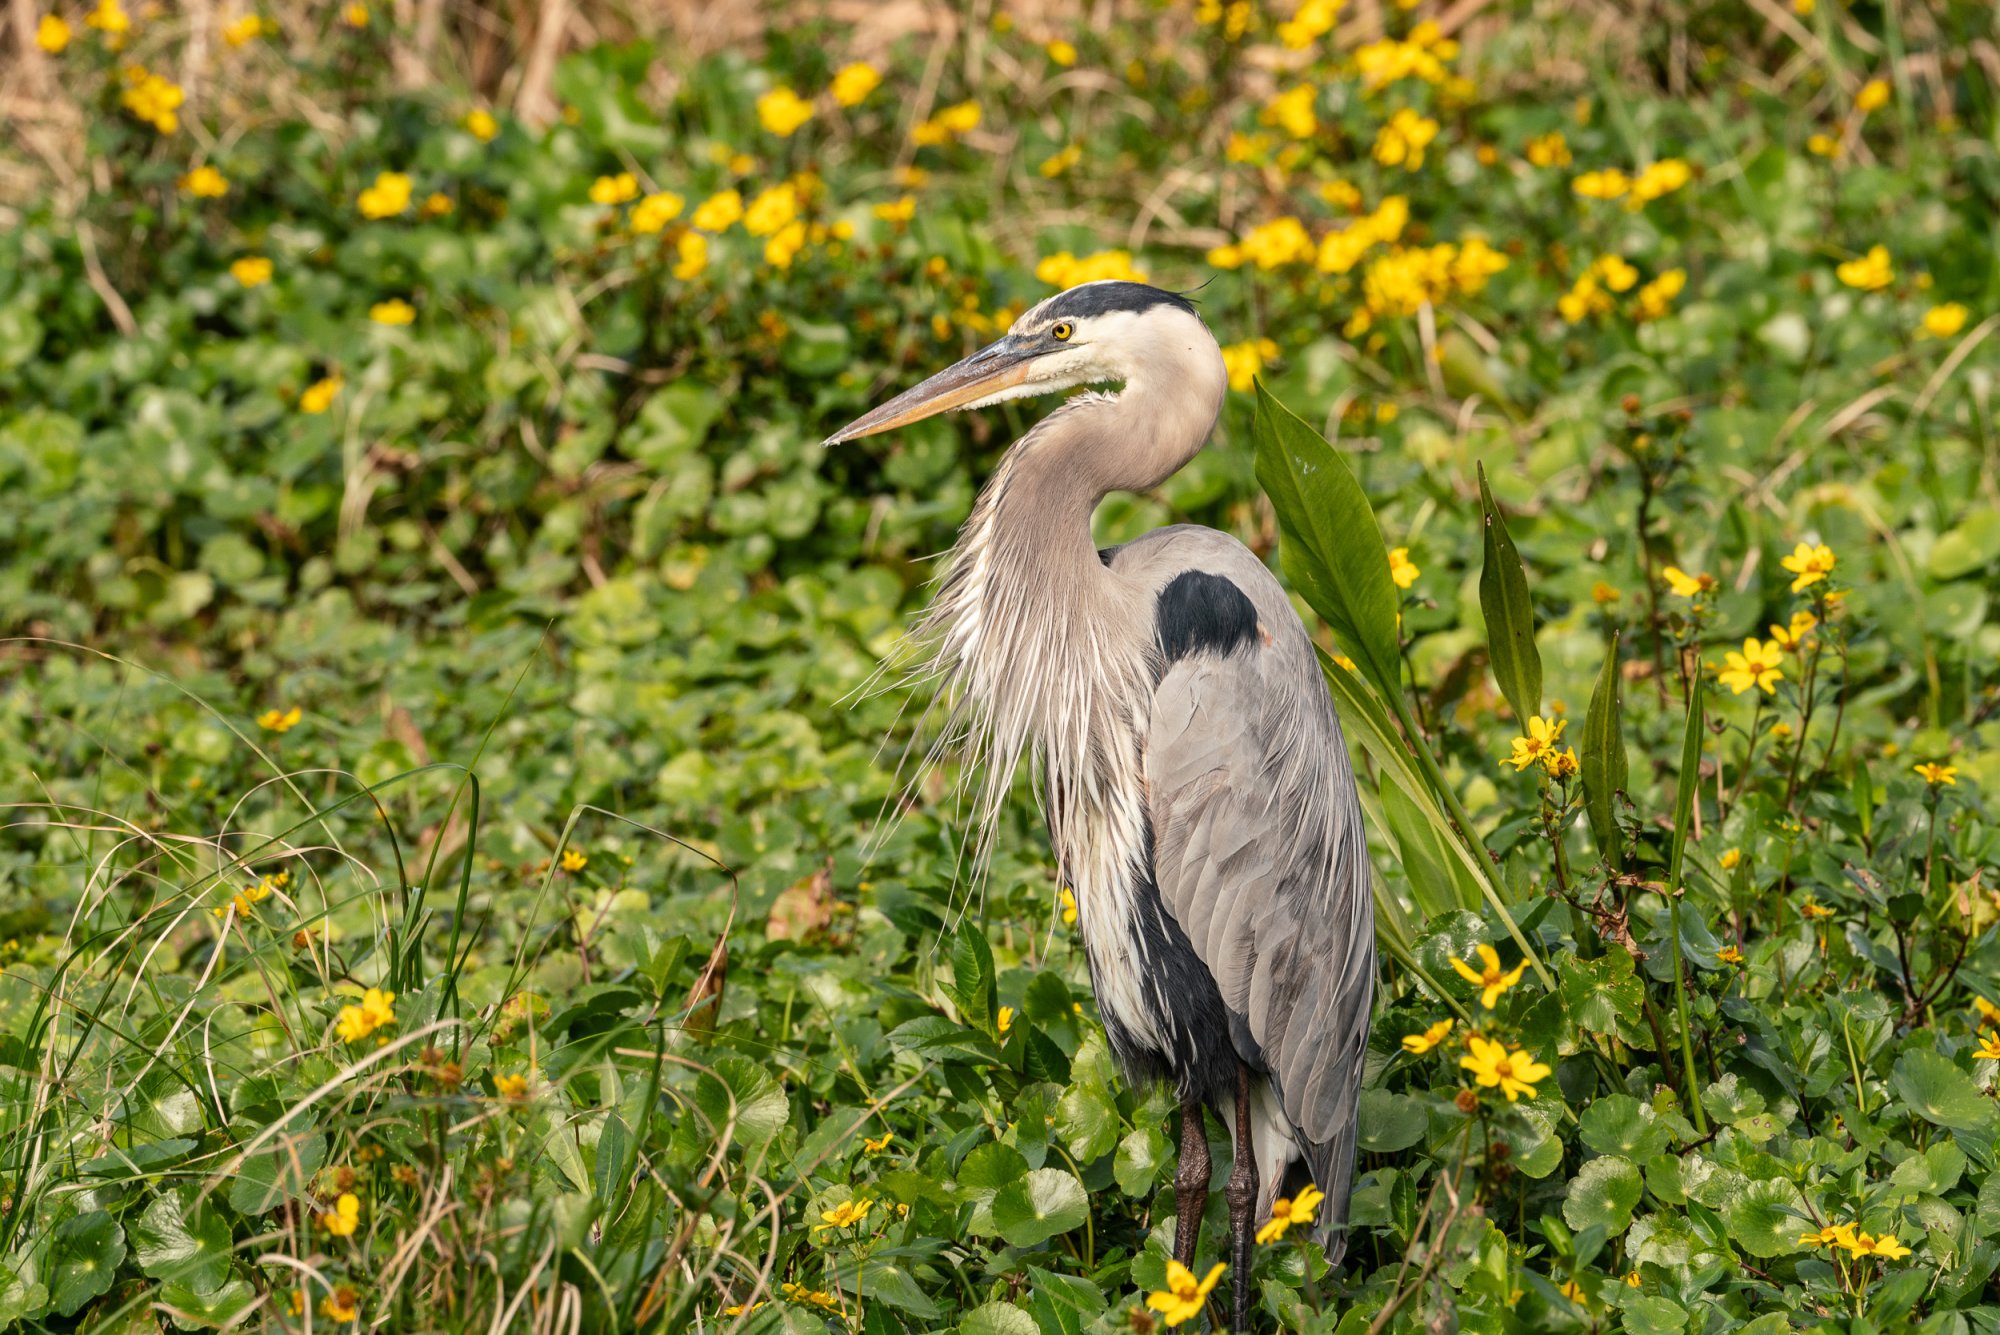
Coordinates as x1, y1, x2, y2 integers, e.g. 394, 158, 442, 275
1174, 1094, 1210, 1268
1225, 1065, 1259, 1331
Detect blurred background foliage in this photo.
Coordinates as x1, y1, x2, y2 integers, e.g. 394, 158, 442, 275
5, 0, 2000, 1330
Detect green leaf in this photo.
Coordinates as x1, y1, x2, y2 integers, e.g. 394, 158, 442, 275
697, 1056, 791, 1152
1622, 1295, 1689, 1335
1562, 1156, 1643, 1236
961, 1301, 1040, 1335
832, 1257, 941, 1319
1475, 463, 1541, 725
1358, 1089, 1427, 1153
50, 1210, 125, 1317
949, 920, 998, 1033
594, 1109, 635, 1206
226, 1129, 327, 1217
991, 1167, 1089, 1247
1668, 683, 1705, 889
1114, 1124, 1171, 1197
1054, 1080, 1120, 1162
1560, 951, 1650, 1047
1582, 631, 1628, 866
1251, 381, 1400, 691
1893, 1049, 1995, 1133
1378, 776, 1479, 918
133, 1190, 232, 1291
1579, 1095, 1670, 1162
1720, 1178, 1807, 1258
159, 1276, 257, 1330
959, 1143, 1030, 1236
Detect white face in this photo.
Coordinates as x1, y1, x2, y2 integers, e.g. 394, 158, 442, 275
965, 295, 1201, 409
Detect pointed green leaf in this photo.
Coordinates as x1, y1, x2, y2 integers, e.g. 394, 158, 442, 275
1668, 682, 1705, 888
1582, 631, 1628, 866
594, 1109, 634, 1207
1476, 464, 1541, 724
949, 919, 997, 1032
1252, 381, 1401, 692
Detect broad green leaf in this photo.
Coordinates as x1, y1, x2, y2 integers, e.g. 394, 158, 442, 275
133, 1190, 232, 1291
1476, 463, 1541, 724
991, 1168, 1088, 1247
1252, 381, 1400, 691
1358, 1089, 1427, 1153
1562, 1156, 1642, 1236
50, 1211, 125, 1317
1893, 1049, 1994, 1133
698, 1056, 791, 1152
595, 1109, 634, 1206
960, 1142, 1030, 1236
227, 1130, 327, 1217
1582, 631, 1627, 865
159, 1276, 257, 1330
1720, 1178, 1807, 1258
1378, 776, 1476, 918
1114, 1125, 1171, 1197
1562, 951, 1651, 1049
1054, 1080, 1120, 1162
961, 1301, 1040, 1335
832, 1256, 941, 1318
1579, 1095, 1670, 1161
1622, 1295, 1689, 1335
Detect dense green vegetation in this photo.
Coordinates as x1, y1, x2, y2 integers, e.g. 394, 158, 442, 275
6, 0, 2000, 1330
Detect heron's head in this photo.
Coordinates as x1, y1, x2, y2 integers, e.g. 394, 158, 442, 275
823, 281, 1217, 445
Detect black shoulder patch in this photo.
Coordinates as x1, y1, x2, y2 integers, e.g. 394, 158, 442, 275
1156, 570, 1259, 663
1043, 281, 1200, 322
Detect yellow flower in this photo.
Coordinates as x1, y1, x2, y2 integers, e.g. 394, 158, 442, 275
300, 376, 342, 414
335, 987, 396, 1042
1276, 0, 1342, 49
1856, 78, 1891, 113
320, 1286, 360, 1322
873, 195, 917, 223
1844, 1231, 1911, 1260
85, 0, 128, 35
1716, 945, 1745, 965
1800, 897, 1836, 920
1591, 581, 1621, 605
1046, 39, 1077, 66
1059, 886, 1078, 925
816, 1197, 873, 1232
37, 14, 71, 52
1254, 1183, 1326, 1244
1626, 158, 1692, 208
863, 1132, 894, 1152
357, 171, 413, 219
1976, 996, 2000, 1027
1373, 108, 1440, 169
464, 108, 499, 142
1836, 246, 1894, 292
691, 189, 742, 232
494, 1072, 531, 1100
997, 1006, 1015, 1035
1558, 1279, 1587, 1305
120, 66, 186, 134
590, 172, 639, 206
1035, 249, 1147, 288
1769, 611, 1818, 649
1807, 132, 1840, 157
1543, 747, 1580, 780
1800, 1222, 1859, 1249
1524, 132, 1571, 167
1922, 303, 1969, 338
1914, 761, 1958, 786
1780, 541, 1836, 591
258, 706, 302, 732
830, 62, 881, 108
1237, 217, 1316, 271
1504, 716, 1567, 772
1717, 638, 1784, 695
230, 256, 272, 287
1977, 1033, 2000, 1060
419, 191, 453, 218
342, 2, 367, 26
721, 1302, 766, 1317
673, 232, 709, 281
319, 1192, 361, 1237
1040, 143, 1083, 178
1451, 944, 1528, 1008
369, 298, 415, 326
779, 1283, 842, 1310
1459, 1035, 1550, 1101
743, 182, 798, 237
1219, 338, 1279, 393
222, 14, 266, 46
1572, 168, 1631, 200
629, 191, 684, 234
1263, 84, 1319, 140
560, 849, 588, 872
764, 220, 808, 270
180, 165, 229, 198
1400, 1018, 1454, 1055
912, 100, 981, 146
1720, 847, 1742, 870
1388, 546, 1420, 589
1662, 566, 1715, 599
1633, 268, 1687, 321
1146, 1261, 1225, 1327
757, 86, 814, 137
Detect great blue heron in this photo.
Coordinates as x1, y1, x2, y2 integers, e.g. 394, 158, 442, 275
827, 280, 1374, 1321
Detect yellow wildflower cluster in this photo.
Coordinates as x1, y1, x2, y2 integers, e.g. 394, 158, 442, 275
1836, 246, 1894, 292
87, 0, 129, 38
674, 234, 708, 281
37, 13, 70, 50
1219, 338, 1279, 393
1147, 1260, 1224, 1327
494, 1071, 532, 1100
873, 195, 917, 223
231, 257, 273, 288
1557, 254, 1637, 322
1359, 237, 1507, 319
1799, 1221, 1911, 1260
1353, 20, 1459, 91
321, 1286, 360, 1322
300, 376, 343, 414
590, 172, 639, 205
1196, 0, 1252, 41
319, 1191, 361, 1237
1040, 143, 1083, 178
691, 189, 743, 232
1461, 1034, 1550, 1100
1503, 715, 1568, 775
816, 1197, 873, 1233
1632, 268, 1687, 321
1524, 132, 1571, 167
1314, 196, 1409, 274
1276, 0, 1342, 49
258, 705, 302, 732
370, 298, 415, 325
357, 171, 412, 219
831, 63, 881, 108
912, 101, 981, 147
1254, 1184, 1325, 1243
779, 1282, 841, 1311
630, 191, 684, 234
222, 14, 268, 46
1571, 159, 1692, 208
1034, 249, 1146, 288
1208, 216, 1313, 272
335, 987, 396, 1043
213, 875, 274, 920
181, 165, 228, 198
1922, 303, 1969, 338
1780, 541, 1836, 591
756, 87, 814, 137
1663, 566, 1715, 600
1373, 108, 1440, 169
1262, 84, 1319, 139
1388, 546, 1420, 588
121, 65, 186, 134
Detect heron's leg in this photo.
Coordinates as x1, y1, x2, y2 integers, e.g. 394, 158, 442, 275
1225, 1065, 1259, 1331
1173, 1095, 1210, 1268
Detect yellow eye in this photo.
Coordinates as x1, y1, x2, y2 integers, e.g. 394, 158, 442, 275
1052, 321, 1073, 341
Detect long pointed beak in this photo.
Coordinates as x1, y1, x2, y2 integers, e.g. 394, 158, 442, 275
823, 336, 1037, 445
